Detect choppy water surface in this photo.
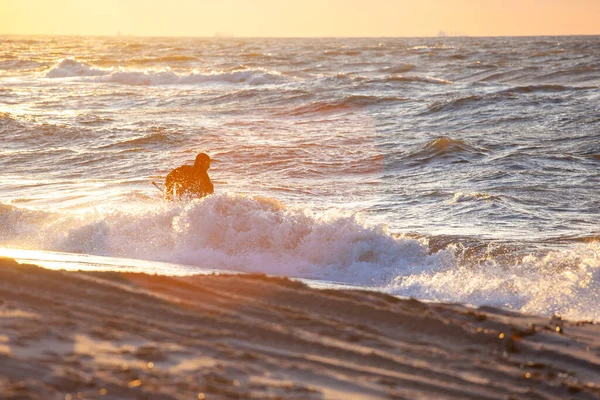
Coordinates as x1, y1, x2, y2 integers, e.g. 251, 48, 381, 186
1, 35, 599, 320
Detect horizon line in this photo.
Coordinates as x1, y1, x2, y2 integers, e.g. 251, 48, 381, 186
1, 33, 600, 39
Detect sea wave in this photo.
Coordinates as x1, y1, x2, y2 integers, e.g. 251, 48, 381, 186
0, 59, 46, 70
129, 55, 200, 64
451, 192, 501, 203
0, 111, 14, 121
407, 44, 457, 52
539, 64, 600, 83
282, 95, 407, 116
46, 58, 111, 78
323, 49, 363, 57
103, 68, 284, 86
45, 58, 286, 85
498, 84, 596, 94
383, 75, 453, 85
1, 194, 599, 321
422, 85, 592, 115
0, 194, 447, 285
98, 128, 182, 150
404, 137, 489, 165
388, 241, 600, 321
423, 95, 485, 114
379, 64, 415, 74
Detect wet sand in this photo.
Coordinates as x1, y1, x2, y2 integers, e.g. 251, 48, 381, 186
1, 257, 599, 399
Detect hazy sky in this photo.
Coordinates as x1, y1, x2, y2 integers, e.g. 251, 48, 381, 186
1, 0, 599, 37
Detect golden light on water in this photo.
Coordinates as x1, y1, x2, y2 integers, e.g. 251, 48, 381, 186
1, 0, 598, 37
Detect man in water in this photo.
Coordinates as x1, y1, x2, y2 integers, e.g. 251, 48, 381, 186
165, 152, 214, 201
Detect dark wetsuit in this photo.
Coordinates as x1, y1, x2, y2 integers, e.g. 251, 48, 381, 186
165, 165, 214, 201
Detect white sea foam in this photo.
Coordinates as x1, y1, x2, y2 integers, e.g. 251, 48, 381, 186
102, 68, 283, 86
408, 44, 457, 51
1, 194, 599, 321
45, 58, 284, 85
46, 58, 111, 78
451, 192, 499, 203
388, 242, 600, 321
0, 195, 447, 284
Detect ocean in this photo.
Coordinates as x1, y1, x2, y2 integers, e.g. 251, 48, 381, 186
1, 35, 599, 320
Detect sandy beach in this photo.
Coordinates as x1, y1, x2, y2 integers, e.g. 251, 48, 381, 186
0, 257, 599, 399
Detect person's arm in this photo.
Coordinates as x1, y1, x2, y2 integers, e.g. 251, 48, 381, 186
206, 178, 214, 195
197, 171, 214, 196
204, 172, 214, 195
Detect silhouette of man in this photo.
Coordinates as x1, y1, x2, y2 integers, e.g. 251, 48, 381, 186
165, 153, 214, 201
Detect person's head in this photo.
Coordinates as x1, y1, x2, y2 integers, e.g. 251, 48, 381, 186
194, 153, 211, 171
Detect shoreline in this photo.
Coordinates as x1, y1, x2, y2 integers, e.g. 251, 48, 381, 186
1, 257, 599, 399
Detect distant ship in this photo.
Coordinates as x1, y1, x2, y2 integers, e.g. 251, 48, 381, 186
437, 30, 467, 37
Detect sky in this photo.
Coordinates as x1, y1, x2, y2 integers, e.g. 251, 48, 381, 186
1, 0, 599, 37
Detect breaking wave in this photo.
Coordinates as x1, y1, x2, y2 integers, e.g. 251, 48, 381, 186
0, 195, 446, 285
388, 241, 600, 321
451, 192, 501, 203
46, 58, 111, 78
45, 58, 286, 85
129, 55, 200, 64
1, 194, 599, 321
